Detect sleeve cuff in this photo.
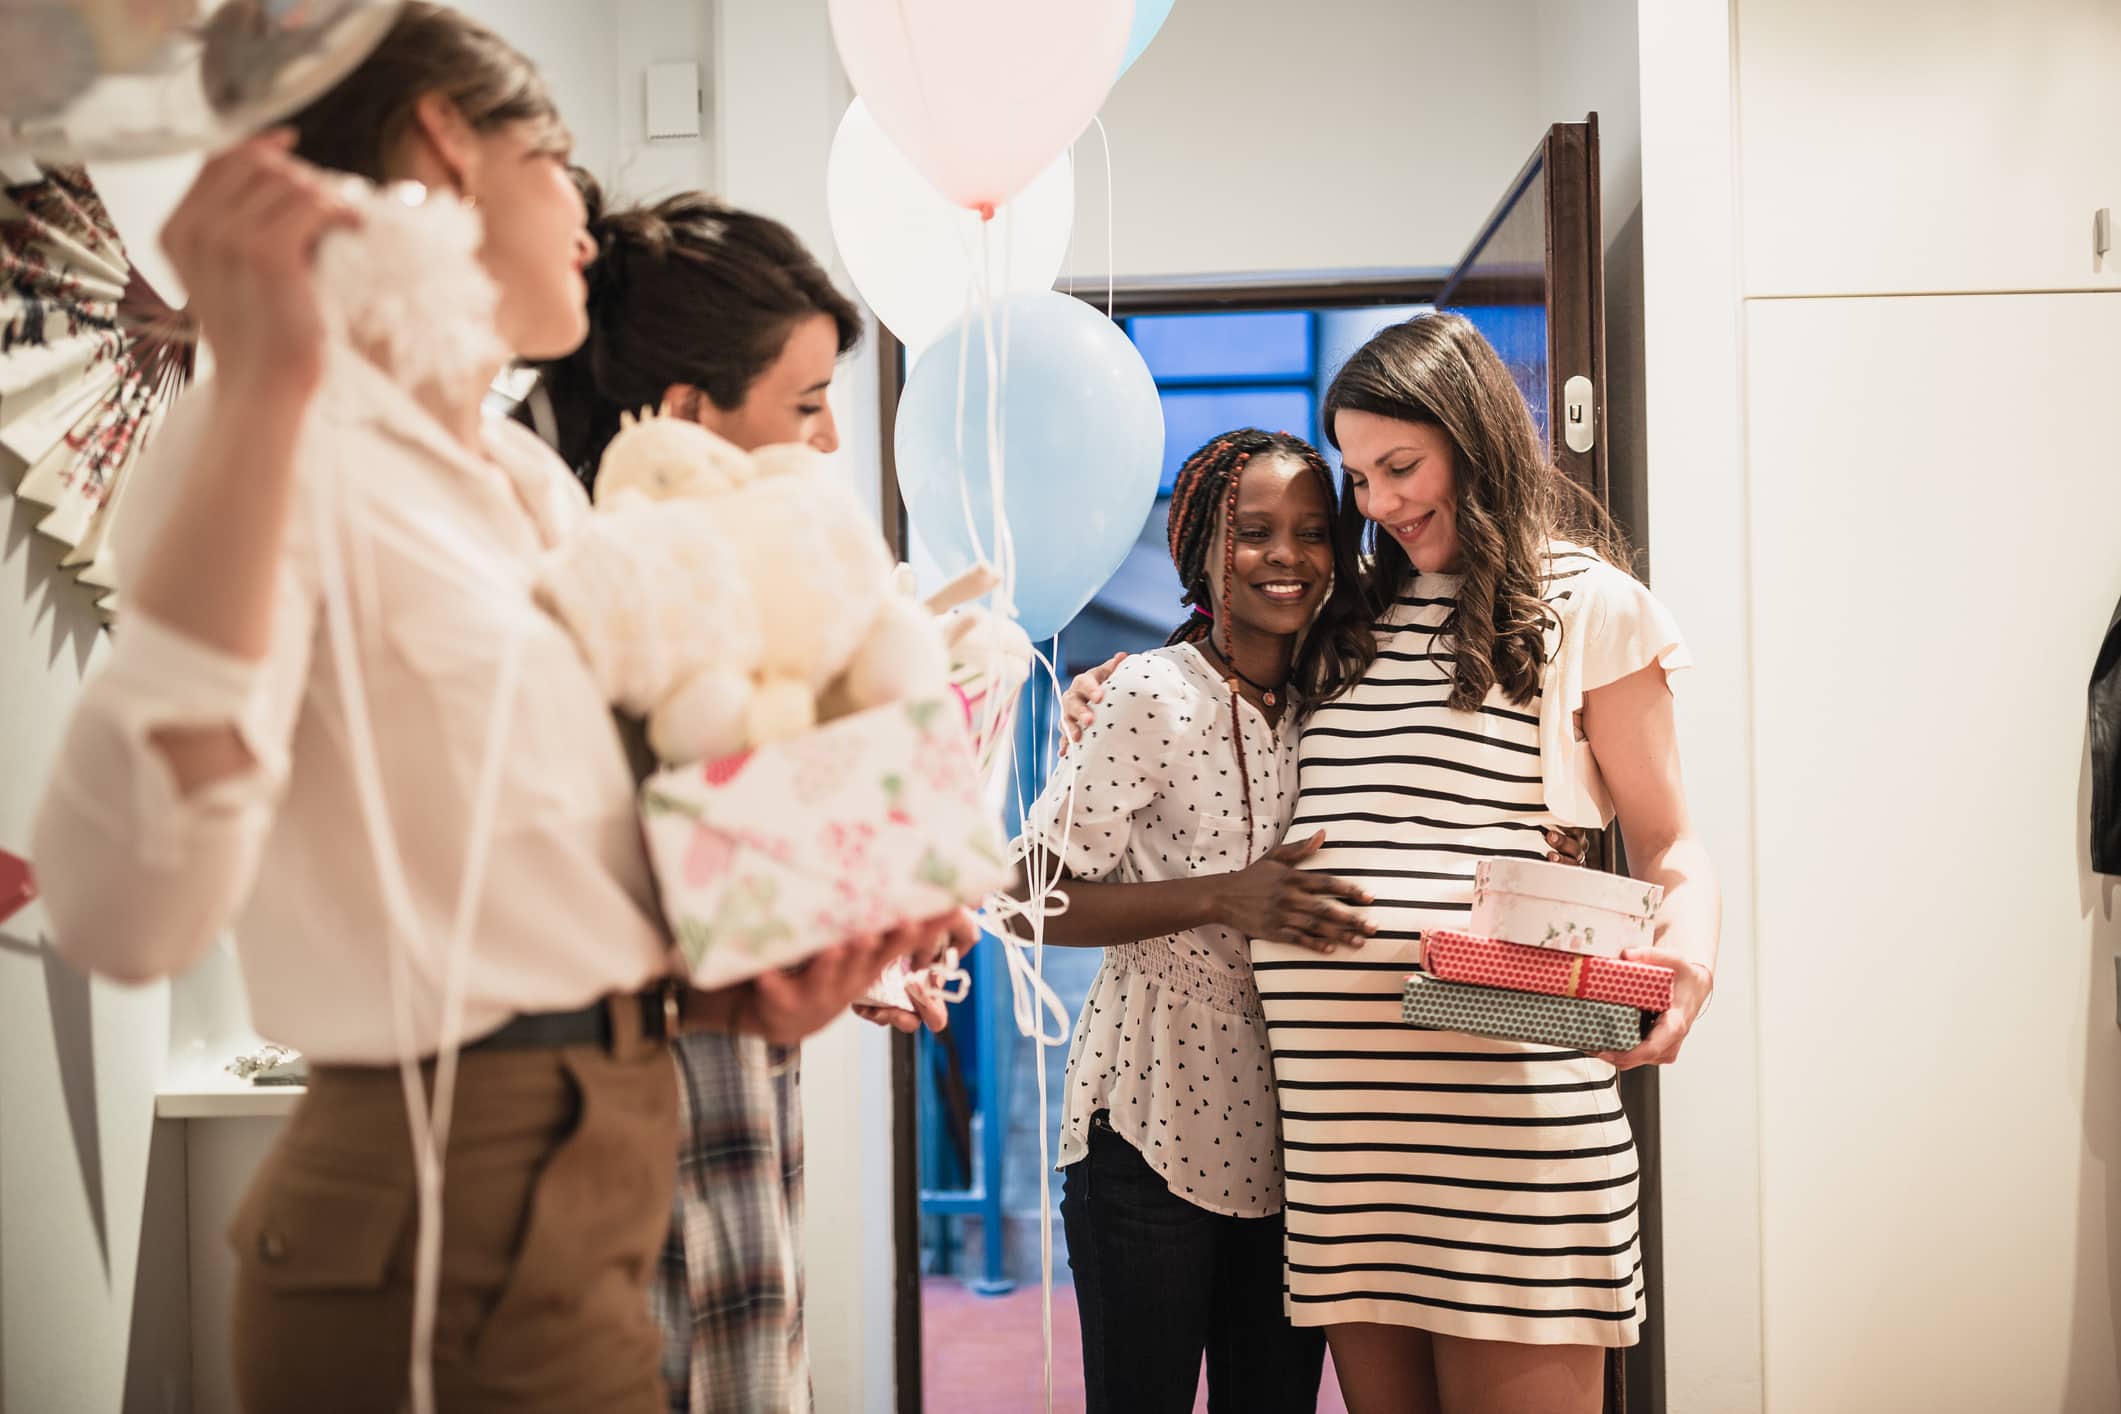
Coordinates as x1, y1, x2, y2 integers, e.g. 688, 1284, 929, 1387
100, 613, 288, 857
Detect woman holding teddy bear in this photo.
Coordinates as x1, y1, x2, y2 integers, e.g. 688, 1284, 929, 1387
524, 181, 950, 1414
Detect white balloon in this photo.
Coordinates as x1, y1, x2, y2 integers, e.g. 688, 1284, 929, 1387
827, 98, 1074, 357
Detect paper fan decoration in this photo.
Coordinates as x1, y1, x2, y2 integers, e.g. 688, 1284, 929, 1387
1, 162, 195, 620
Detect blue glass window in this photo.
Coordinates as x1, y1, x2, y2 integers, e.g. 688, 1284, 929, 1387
1152, 387, 1316, 491
1444, 303, 1549, 435
1128, 310, 1315, 383
1117, 311, 1320, 492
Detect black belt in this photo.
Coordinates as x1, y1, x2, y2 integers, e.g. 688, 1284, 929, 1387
462, 980, 681, 1055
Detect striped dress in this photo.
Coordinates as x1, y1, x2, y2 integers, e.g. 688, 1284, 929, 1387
1251, 544, 1684, 1347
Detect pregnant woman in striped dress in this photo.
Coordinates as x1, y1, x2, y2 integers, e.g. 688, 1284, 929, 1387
1066, 313, 1718, 1414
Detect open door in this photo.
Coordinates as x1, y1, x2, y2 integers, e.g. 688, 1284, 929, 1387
1439, 115, 1611, 506
1441, 114, 1659, 1414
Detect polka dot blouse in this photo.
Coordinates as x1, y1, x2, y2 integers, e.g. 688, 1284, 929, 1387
1019, 643, 1299, 1219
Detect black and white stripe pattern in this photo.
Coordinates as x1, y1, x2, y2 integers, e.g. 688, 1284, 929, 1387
1253, 552, 1645, 1346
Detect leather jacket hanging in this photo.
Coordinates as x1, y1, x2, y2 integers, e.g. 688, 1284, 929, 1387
2089, 593, 2121, 874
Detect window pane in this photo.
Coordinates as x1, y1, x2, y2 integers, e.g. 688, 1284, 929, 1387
1447, 303, 1550, 437
1314, 303, 1433, 449
1156, 387, 1315, 491
1129, 311, 1314, 382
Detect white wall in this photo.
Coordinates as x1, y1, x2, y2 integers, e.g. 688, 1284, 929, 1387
450, 0, 619, 187
1064, 0, 1552, 280
0, 464, 171, 1413
1533, 0, 1643, 248
87, 155, 196, 304
1632, 4, 1767, 1410
450, 0, 716, 204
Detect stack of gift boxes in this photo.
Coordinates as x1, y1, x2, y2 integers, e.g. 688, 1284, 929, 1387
1401, 858, 1673, 1053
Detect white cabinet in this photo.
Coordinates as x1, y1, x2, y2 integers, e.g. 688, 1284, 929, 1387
1745, 290, 2121, 1412
1738, 0, 2121, 296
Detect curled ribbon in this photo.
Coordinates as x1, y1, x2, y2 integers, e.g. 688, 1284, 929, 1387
974, 885, 1073, 1047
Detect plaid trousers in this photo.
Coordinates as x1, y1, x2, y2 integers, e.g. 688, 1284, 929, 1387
653, 1030, 811, 1413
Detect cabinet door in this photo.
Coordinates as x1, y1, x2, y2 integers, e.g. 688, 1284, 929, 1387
1746, 290, 2121, 1412
1738, 0, 2121, 296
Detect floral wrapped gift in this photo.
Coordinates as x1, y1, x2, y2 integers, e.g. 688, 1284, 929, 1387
1401, 973, 1645, 1054
1469, 858, 1663, 957
640, 696, 1013, 990
1422, 930, 1673, 1013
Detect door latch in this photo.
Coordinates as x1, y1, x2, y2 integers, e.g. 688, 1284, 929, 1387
1562, 375, 1595, 454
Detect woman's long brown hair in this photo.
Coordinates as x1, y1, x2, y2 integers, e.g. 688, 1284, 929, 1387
1321, 312, 1629, 710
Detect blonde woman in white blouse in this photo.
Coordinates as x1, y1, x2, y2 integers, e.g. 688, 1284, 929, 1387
27, 8, 955, 1412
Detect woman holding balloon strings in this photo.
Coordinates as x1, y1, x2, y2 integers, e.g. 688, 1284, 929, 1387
524, 188, 960, 1414
28, 8, 962, 1410
1059, 314, 1718, 1414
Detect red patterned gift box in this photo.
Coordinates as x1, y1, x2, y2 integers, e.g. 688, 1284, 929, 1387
1423, 930, 1673, 1013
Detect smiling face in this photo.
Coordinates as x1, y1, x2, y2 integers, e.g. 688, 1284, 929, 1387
679, 312, 843, 454
1333, 408, 1464, 575
460, 119, 595, 361
1213, 452, 1337, 635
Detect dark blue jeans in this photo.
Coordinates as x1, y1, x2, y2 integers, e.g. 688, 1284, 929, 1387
1061, 1113, 1325, 1414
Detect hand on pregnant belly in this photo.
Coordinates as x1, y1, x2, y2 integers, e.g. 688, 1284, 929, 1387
1217, 831, 1376, 952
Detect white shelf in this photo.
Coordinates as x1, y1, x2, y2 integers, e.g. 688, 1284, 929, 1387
155, 1070, 304, 1120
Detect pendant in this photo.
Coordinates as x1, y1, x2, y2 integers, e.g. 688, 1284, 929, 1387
1263, 690, 1277, 707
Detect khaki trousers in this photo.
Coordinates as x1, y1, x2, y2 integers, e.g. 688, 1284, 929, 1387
228, 1002, 679, 1413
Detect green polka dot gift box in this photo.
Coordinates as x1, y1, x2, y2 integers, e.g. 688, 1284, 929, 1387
1401, 972, 1646, 1053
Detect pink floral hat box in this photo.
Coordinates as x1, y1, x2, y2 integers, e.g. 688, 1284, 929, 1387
639, 696, 1012, 990
1469, 858, 1663, 957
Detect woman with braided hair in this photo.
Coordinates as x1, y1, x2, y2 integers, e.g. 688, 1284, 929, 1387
1020, 427, 1532, 1412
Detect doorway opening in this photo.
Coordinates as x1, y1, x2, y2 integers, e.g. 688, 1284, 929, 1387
881, 114, 1661, 1414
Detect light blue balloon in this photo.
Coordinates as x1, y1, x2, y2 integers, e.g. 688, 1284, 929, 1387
1118, 0, 1176, 77
897, 292, 1164, 642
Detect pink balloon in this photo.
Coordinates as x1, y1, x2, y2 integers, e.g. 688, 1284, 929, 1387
828, 0, 1131, 215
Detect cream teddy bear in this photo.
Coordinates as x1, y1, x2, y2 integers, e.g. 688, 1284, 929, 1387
535, 413, 949, 764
